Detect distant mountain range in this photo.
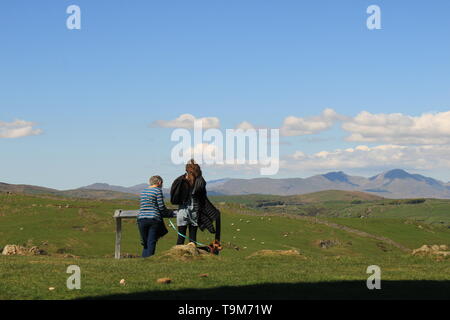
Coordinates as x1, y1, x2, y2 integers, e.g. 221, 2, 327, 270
205, 169, 450, 199
78, 169, 450, 199
81, 183, 149, 195
2, 169, 450, 199
81, 180, 227, 197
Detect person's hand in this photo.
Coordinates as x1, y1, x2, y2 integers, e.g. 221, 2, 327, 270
163, 209, 177, 218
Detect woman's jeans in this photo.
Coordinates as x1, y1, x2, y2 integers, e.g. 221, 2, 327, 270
137, 218, 159, 258
177, 197, 198, 245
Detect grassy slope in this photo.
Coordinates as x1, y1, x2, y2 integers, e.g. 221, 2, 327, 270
326, 218, 450, 249
0, 194, 403, 258
211, 190, 383, 204
214, 191, 450, 225
0, 193, 449, 299
0, 183, 138, 200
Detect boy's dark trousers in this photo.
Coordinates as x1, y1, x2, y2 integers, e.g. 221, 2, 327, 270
137, 218, 160, 257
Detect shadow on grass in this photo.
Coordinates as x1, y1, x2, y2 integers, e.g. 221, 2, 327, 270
80, 280, 450, 300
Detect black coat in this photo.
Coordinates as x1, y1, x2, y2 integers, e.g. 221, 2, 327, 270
170, 175, 221, 240
156, 220, 168, 239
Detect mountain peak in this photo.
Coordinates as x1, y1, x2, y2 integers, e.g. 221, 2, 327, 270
383, 169, 412, 180
321, 171, 359, 186
83, 183, 113, 189
322, 171, 348, 182
369, 169, 412, 181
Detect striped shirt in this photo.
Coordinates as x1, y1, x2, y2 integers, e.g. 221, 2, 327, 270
138, 186, 167, 220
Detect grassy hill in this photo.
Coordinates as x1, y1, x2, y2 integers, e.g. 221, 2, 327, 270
0, 192, 449, 299
0, 182, 138, 200
212, 190, 450, 226
0, 182, 60, 196
291, 190, 384, 202
211, 190, 383, 205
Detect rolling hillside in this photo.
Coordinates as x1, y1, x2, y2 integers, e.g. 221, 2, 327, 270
0, 192, 449, 299
211, 190, 450, 226
0, 182, 138, 200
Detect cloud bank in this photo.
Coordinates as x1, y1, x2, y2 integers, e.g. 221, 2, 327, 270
284, 144, 450, 171
342, 110, 450, 145
281, 109, 450, 145
0, 120, 43, 139
153, 109, 450, 173
151, 113, 220, 129
280, 108, 344, 136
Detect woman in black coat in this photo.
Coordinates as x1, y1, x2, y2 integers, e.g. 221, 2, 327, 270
170, 159, 221, 245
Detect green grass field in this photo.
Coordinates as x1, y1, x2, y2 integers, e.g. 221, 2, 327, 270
214, 191, 450, 225
0, 192, 449, 300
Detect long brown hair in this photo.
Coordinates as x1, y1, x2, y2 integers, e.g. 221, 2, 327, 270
185, 159, 202, 186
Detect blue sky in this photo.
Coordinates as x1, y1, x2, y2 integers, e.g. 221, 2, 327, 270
1, 1, 450, 189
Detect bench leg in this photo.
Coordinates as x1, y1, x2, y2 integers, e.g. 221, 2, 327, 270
114, 218, 122, 259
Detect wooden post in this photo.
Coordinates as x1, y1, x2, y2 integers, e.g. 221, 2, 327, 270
114, 217, 122, 259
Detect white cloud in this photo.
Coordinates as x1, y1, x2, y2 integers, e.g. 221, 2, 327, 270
280, 108, 344, 136
151, 113, 220, 129
0, 120, 43, 139
279, 109, 450, 145
342, 110, 450, 144
187, 143, 223, 163
283, 144, 450, 171
183, 142, 280, 175
235, 121, 256, 130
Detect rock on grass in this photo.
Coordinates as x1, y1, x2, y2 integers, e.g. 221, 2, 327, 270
156, 278, 172, 284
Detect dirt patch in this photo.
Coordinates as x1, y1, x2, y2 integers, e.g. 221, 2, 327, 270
1, 244, 80, 258
412, 245, 449, 258
2, 244, 47, 256
161, 242, 213, 261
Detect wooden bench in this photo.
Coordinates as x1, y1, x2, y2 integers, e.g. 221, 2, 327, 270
113, 209, 220, 259
113, 209, 139, 259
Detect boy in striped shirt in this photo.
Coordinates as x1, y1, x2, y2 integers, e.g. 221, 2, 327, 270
138, 175, 173, 257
